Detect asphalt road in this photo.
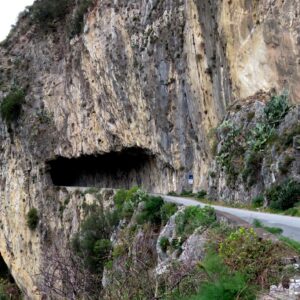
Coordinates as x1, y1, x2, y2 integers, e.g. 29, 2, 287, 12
161, 195, 300, 242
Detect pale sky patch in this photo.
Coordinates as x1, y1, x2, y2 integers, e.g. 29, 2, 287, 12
0, 0, 35, 41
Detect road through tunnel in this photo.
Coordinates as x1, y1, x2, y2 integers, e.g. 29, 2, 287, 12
47, 147, 159, 190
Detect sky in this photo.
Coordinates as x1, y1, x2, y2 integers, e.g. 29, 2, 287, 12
0, 0, 35, 41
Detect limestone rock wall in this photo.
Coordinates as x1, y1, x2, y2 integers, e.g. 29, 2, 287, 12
0, 0, 299, 297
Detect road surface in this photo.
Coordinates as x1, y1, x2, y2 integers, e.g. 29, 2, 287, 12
161, 195, 300, 242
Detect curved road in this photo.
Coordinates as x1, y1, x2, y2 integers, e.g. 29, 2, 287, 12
161, 195, 300, 242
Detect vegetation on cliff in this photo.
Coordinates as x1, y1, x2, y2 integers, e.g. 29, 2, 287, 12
26, 208, 39, 230
215, 92, 291, 187
0, 88, 24, 124
64, 189, 300, 299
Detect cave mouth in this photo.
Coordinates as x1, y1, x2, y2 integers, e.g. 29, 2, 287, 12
47, 147, 157, 189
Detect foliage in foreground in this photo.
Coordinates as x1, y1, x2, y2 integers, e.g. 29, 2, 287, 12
220, 227, 277, 282
68, 188, 300, 300
185, 254, 255, 300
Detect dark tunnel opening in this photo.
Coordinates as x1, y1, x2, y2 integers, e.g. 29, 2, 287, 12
47, 147, 157, 189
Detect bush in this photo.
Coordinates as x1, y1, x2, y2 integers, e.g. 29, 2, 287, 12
252, 195, 264, 208
71, 205, 118, 274
114, 188, 176, 225
247, 123, 275, 151
0, 88, 24, 123
31, 0, 71, 27
167, 191, 178, 196
216, 120, 245, 184
219, 227, 273, 280
196, 190, 207, 199
188, 254, 255, 300
68, 0, 93, 38
114, 187, 142, 219
136, 196, 164, 225
160, 202, 177, 224
284, 207, 300, 217
159, 237, 170, 252
26, 208, 39, 230
267, 179, 300, 210
180, 190, 194, 197
264, 92, 290, 126
253, 219, 283, 235
175, 206, 216, 240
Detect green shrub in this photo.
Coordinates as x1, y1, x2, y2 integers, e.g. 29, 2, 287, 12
219, 227, 273, 280
216, 120, 245, 184
136, 196, 164, 225
93, 239, 112, 259
247, 123, 275, 151
252, 219, 263, 228
180, 190, 194, 197
284, 207, 300, 217
264, 92, 290, 126
71, 205, 118, 274
252, 195, 264, 208
242, 151, 263, 186
0, 88, 24, 123
31, 0, 71, 27
187, 254, 255, 300
216, 121, 244, 169
175, 206, 216, 240
196, 190, 207, 199
167, 191, 178, 196
253, 219, 283, 235
279, 236, 300, 254
26, 208, 39, 230
160, 202, 177, 224
170, 237, 183, 251
113, 187, 142, 219
264, 226, 283, 235
267, 179, 300, 210
114, 188, 175, 225
68, 0, 93, 38
159, 237, 170, 252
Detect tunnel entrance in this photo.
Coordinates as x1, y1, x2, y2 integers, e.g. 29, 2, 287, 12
47, 147, 157, 189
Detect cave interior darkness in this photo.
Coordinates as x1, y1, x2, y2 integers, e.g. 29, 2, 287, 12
47, 147, 156, 189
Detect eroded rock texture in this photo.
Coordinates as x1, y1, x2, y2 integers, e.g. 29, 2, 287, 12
0, 0, 299, 297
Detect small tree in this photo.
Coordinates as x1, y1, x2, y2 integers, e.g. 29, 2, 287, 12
0, 88, 24, 123
26, 208, 39, 230
30, 0, 71, 27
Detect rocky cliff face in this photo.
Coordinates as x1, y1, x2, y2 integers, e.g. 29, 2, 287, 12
0, 0, 299, 297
